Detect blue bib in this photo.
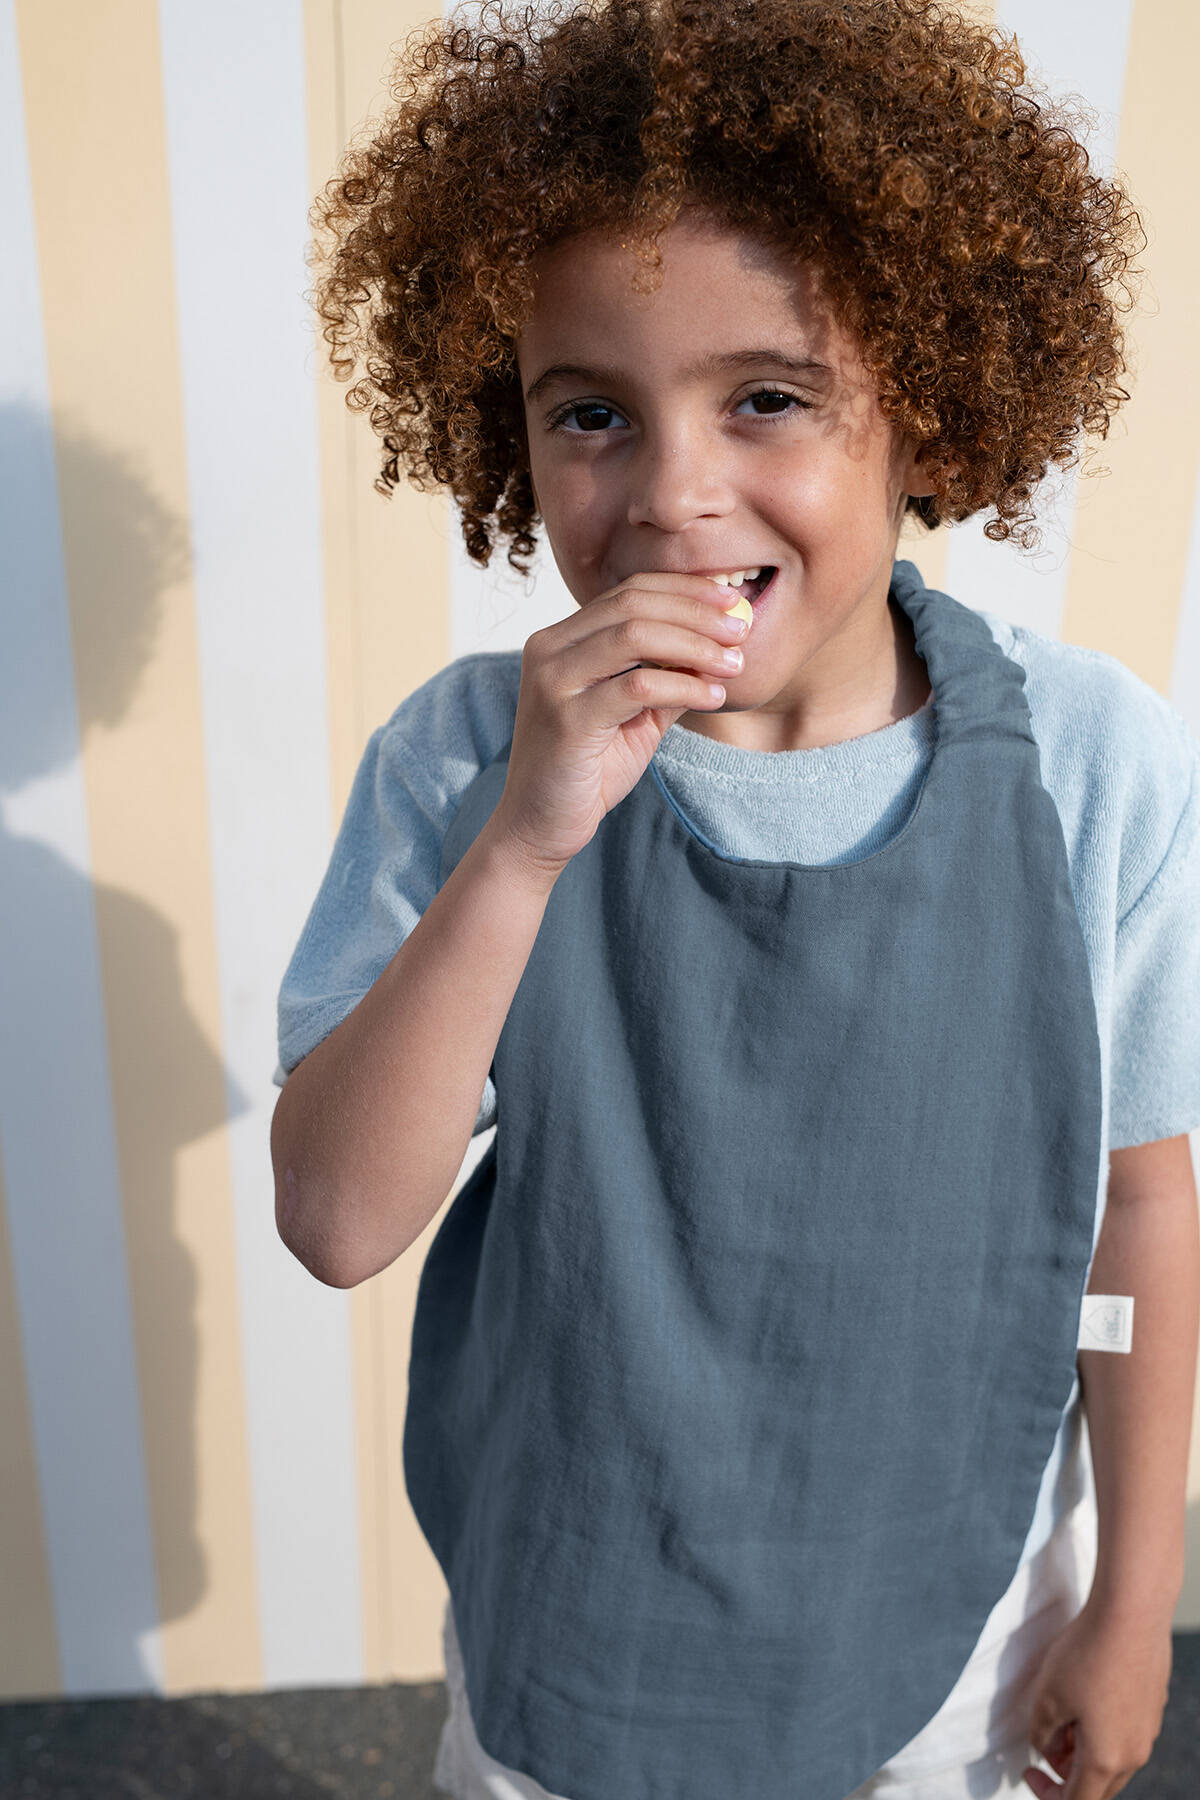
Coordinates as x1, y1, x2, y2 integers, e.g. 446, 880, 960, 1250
403, 559, 1102, 1800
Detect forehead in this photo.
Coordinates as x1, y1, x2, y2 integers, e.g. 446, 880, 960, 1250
517, 213, 863, 388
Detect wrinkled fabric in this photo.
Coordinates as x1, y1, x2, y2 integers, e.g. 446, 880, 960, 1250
274, 577, 1200, 1174
435, 1500, 1098, 1800
401, 565, 1103, 1800
273, 559, 1200, 1794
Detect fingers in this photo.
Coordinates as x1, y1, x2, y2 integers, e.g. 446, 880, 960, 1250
548, 575, 752, 709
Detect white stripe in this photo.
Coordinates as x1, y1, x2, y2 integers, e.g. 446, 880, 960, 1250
157, 0, 362, 1684
944, 0, 1134, 636
0, 0, 163, 1693
1171, 457, 1200, 737
449, 495, 574, 660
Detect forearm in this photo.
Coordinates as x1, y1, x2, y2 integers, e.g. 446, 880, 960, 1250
271, 817, 560, 1287
1077, 1136, 1200, 1620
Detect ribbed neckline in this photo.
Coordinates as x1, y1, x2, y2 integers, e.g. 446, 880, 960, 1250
655, 689, 936, 783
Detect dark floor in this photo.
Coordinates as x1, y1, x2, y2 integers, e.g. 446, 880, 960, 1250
2, 1632, 1198, 1799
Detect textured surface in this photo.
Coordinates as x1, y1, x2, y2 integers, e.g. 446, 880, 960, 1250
274, 573, 1200, 1165
401, 570, 1107, 1800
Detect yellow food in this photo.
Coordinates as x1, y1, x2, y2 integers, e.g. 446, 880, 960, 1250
721, 594, 754, 628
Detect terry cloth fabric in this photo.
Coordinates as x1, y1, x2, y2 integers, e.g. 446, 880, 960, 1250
273, 561, 1200, 1793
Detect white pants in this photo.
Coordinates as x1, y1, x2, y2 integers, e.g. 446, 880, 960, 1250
433, 1503, 1097, 1800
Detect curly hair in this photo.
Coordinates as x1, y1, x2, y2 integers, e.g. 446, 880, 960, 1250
307, 0, 1147, 574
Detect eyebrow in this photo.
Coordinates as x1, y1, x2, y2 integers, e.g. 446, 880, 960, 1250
523, 348, 836, 406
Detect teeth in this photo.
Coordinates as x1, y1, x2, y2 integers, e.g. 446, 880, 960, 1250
709, 567, 761, 586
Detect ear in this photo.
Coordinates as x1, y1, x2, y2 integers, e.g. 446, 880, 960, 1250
902, 439, 940, 501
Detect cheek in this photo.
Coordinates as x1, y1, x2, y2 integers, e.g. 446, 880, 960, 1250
809, 462, 888, 527
767, 461, 845, 533
555, 470, 619, 538
537, 487, 607, 573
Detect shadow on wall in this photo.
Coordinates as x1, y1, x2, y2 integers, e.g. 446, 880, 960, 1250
0, 399, 253, 1691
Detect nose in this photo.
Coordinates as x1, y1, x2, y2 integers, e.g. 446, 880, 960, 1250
624, 427, 735, 532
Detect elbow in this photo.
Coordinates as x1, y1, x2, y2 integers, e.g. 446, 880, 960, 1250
269, 1092, 409, 1289
275, 1192, 359, 1288
271, 1107, 355, 1289
274, 1169, 357, 1289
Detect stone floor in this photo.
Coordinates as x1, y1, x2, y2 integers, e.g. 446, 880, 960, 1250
1, 1632, 1198, 1799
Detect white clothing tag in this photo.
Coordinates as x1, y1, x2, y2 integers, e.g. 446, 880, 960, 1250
1077, 1293, 1134, 1353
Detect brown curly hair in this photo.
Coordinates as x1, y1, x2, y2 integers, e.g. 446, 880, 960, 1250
307, 0, 1147, 575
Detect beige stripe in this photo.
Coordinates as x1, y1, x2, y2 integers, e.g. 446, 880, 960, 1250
15, 0, 259, 1691
1063, 0, 1200, 685
306, 0, 454, 801
304, 0, 455, 1682
0, 1153, 61, 1695
343, 0, 456, 1686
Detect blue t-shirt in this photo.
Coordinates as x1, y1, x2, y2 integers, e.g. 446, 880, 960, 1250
276, 606, 1200, 1166
273, 602, 1199, 1744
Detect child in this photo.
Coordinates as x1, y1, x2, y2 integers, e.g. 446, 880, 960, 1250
270, 2, 1200, 1796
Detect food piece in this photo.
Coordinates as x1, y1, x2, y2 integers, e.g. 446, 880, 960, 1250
706, 569, 762, 620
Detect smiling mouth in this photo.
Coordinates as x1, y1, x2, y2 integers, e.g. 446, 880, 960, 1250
710, 567, 775, 602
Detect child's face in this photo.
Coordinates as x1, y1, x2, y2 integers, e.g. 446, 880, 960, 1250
515, 210, 938, 751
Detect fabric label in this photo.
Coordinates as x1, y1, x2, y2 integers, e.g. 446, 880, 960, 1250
1077, 1293, 1134, 1353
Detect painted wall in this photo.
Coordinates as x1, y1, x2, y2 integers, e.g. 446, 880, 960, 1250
1, 0, 1197, 1701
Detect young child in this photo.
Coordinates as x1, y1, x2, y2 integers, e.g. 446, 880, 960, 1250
270, 2, 1200, 1796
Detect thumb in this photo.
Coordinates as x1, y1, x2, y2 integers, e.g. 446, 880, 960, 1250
1037, 1719, 1075, 1775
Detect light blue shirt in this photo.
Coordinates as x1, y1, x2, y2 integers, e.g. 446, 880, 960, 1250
274, 597, 1200, 1597
276, 603, 1200, 1158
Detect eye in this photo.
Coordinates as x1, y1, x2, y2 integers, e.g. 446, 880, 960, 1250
544, 387, 813, 436
734, 388, 812, 421
546, 401, 628, 434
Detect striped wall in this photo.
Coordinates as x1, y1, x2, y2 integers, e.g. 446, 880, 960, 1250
0, 0, 1197, 1703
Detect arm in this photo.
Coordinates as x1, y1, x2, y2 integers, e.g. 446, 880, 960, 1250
1077, 1133, 1200, 1621
270, 817, 560, 1289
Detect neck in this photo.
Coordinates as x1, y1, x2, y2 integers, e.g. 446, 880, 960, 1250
886, 593, 933, 722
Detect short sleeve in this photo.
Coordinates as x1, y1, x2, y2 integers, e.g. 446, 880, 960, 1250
1107, 724, 1200, 1148
272, 662, 510, 1138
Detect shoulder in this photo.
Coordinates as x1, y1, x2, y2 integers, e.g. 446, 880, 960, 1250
973, 608, 1199, 922
273, 650, 523, 1086
372, 648, 522, 817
